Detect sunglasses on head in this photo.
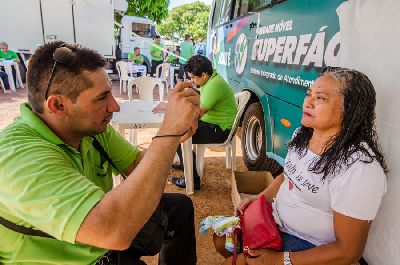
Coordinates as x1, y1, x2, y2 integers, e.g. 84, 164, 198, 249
44, 43, 77, 99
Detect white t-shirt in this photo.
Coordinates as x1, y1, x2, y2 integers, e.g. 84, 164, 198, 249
274, 145, 387, 246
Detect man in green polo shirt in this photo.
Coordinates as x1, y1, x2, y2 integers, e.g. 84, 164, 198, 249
150, 35, 164, 77
0, 42, 20, 63
128, 47, 145, 65
153, 55, 237, 190
0, 41, 199, 265
0, 42, 20, 89
177, 35, 194, 82
128, 47, 145, 77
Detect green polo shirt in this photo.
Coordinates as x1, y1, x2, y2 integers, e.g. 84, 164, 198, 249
150, 41, 164, 61
0, 50, 19, 61
200, 71, 237, 131
128, 53, 144, 65
0, 103, 139, 264
179, 41, 194, 64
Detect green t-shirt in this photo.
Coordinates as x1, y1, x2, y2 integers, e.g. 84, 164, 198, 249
0, 103, 139, 264
150, 41, 164, 61
0, 50, 19, 61
200, 71, 237, 131
128, 53, 144, 65
168, 55, 179, 64
179, 41, 194, 64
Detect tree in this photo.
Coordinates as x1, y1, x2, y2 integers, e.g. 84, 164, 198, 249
157, 1, 211, 42
125, 0, 170, 24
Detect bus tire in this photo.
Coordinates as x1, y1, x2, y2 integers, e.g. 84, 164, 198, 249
241, 102, 283, 177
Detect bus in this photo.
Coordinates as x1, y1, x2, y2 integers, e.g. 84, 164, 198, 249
207, 0, 400, 264
207, 0, 343, 175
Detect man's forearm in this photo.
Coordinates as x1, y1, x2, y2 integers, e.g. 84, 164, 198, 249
76, 136, 180, 249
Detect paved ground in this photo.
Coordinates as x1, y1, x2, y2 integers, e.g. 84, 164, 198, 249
0, 81, 246, 265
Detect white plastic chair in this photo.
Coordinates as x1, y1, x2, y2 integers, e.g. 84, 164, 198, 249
195, 91, 251, 177
155, 63, 170, 90
127, 76, 160, 101
116, 61, 134, 94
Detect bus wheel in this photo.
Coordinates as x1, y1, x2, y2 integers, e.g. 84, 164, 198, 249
241, 102, 283, 176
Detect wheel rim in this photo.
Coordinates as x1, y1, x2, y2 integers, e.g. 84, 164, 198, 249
245, 116, 263, 161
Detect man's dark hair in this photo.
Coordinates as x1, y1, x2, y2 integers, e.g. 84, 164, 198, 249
288, 67, 388, 178
27, 41, 106, 114
134, 47, 140, 51
184, 55, 213, 77
185, 34, 190, 40
155, 35, 160, 39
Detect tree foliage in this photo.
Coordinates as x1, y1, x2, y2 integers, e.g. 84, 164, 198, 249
125, 0, 170, 24
157, 1, 211, 41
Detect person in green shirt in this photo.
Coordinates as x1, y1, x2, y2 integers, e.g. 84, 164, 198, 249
0, 41, 199, 265
128, 47, 144, 65
150, 35, 164, 77
0, 42, 20, 63
0, 42, 20, 89
153, 55, 237, 190
178, 35, 194, 82
167, 49, 180, 65
128, 47, 145, 77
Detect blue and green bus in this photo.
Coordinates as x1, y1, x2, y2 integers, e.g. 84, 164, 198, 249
207, 0, 344, 175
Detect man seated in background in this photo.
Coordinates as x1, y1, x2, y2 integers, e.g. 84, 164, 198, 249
128, 47, 145, 77
0, 42, 20, 63
128, 47, 144, 65
167, 49, 181, 65
0, 42, 21, 88
153, 55, 237, 190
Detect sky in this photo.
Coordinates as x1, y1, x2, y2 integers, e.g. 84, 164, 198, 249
169, 0, 213, 10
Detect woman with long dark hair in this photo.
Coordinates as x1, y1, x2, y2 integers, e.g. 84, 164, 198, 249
215, 67, 388, 265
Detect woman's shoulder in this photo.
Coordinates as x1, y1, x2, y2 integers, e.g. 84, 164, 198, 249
335, 145, 386, 183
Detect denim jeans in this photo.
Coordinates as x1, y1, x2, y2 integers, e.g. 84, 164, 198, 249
280, 232, 315, 252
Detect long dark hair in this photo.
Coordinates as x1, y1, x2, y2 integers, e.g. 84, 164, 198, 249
288, 67, 388, 179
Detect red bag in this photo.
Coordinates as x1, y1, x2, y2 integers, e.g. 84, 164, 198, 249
241, 195, 282, 253
232, 195, 282, 265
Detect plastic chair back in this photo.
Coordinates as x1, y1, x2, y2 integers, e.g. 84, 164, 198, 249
116, 61, 130, 80
155, 63, 170, 81
128, 76, 159, 100
224, 91, 251, 144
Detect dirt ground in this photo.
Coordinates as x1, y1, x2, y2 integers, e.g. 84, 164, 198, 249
0, 81, 247, 265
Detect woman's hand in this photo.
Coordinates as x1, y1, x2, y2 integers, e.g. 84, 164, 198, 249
246, 249, 282, 265
234, 197, 258, 216
152, 102, 167, 113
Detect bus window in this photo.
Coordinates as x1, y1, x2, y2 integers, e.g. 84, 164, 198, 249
220, 0, 233, 24
233, 0, 272, 17
211, 0, 223, 27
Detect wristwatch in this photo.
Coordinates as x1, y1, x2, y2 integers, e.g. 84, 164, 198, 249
283, 251, 292, 265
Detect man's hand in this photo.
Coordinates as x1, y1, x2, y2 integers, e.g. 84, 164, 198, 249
246, 249, 283, 265
159, 82, 200, 136
152, 102, 167, 113
180, 116, 199, 143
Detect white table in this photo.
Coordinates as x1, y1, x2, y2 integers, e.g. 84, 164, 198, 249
111, 100, 195, 195
0, 60, 24, 92
127, 63, 147, 76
